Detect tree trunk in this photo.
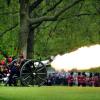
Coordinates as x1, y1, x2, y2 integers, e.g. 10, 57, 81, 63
27, 27, 35, 59
18, 0, 29, 58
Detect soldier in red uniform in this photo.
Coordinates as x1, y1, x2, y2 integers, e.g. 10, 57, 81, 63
77, 72, 81, 86
98, 73, 100, 87
67, 72, 74, 86
89, 73, 95, 86
81, 72, 86, 86
77, 72, 86, 86
94, 73, 99, 87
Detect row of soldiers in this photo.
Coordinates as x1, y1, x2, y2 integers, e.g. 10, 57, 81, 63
67, 72, 100, 87
47, 72, 100, 87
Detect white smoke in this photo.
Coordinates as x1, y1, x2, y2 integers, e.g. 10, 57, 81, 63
51, 44, 100, 71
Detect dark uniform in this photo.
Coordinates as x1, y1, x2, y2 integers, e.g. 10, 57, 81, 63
8, 60, 20, 86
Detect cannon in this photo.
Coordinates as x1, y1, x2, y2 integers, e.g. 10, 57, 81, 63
9, 58, 52, 86
20, 59, 49, 86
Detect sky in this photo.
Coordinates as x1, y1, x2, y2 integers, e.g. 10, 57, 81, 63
51, 44, 100, 71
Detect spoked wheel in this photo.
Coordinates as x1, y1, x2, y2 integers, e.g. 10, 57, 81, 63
20, 60, 47, 86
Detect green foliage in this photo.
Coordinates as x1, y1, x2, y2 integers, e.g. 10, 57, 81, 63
81, 67, 100, 72
0, 0, 100, 60
0, 0, 19, 59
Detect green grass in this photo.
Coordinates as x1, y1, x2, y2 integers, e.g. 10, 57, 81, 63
0, 86, 100, 100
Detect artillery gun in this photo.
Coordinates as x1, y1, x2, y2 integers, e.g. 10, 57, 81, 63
10, 58, 53, 86
20, 59, 50, 86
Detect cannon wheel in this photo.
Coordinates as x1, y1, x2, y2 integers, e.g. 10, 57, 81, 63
20, 60, 47, 86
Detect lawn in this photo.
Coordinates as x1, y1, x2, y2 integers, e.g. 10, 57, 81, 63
0, 86, 100, 100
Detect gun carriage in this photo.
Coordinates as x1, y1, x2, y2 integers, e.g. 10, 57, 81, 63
10, 59, 51, 86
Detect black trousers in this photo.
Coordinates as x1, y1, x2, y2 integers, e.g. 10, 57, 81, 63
8, 71, 20, 86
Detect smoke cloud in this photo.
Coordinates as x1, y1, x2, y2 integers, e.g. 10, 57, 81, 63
51, 44, 100, 71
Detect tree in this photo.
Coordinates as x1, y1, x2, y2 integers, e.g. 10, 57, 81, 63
1, 0, 100, 59
19, 0, 83, 59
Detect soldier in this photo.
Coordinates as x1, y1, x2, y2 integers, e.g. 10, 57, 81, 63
8, 60, 20, 86
77, 72, 81, 86
67, 72, 74, 86
94, 73, 99, 87
98, 73, 100, 87
89, 73, 95, 86
8, 54, 25, 86
81, 72, 86, 87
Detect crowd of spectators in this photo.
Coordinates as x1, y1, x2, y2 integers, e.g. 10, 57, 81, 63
0, 58, 12, 79
46, 72, 100, 87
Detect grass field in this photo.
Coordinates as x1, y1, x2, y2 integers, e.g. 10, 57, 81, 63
0, 86, 100, 100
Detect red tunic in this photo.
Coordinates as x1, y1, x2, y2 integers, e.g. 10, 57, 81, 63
78, 75, 86, 84
89, 77, 95, 86
67, 75, 73, 84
